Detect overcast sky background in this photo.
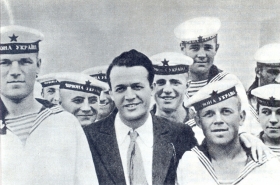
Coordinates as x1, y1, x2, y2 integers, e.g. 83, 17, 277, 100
1, 0, 280, 88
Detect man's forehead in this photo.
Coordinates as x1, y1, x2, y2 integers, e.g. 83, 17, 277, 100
259, 105, 280, 110
154, 73, 188, 81
110, 66, 149, 84
263, 66, 280, 70
44, 85, 60, 89
60, 88, 99, 97
0, 53, 37, 60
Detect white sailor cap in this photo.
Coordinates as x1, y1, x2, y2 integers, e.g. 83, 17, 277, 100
55, 72, 109, 96
254, 43, 280, 67
251, 84, 280, 107
150, 52, 193, 75
37, 73, 60, 87
185, 79, 238, 111
0, 25, 44, 55
81, 65, 108, 83
174, 17, 221, 45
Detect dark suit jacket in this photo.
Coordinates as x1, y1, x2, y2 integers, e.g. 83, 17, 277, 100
84, 111, 197, 185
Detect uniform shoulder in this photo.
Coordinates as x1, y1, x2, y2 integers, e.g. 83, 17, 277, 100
84, 112, 116, 134
153, 114, 192, 132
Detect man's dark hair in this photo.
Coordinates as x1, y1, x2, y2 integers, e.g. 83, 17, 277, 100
106, 49, 154, 89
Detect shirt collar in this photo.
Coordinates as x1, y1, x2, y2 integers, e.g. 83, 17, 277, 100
115, 113, 153, 148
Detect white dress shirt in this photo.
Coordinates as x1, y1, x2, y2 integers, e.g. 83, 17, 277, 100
115, 113, 154, 185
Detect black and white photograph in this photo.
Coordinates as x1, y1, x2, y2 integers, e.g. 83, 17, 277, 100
1, 0, 280, 184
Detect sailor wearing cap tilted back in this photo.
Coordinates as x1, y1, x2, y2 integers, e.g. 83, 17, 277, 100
56, 72, 109, 126
0, 25, 99, 185
252, 84, 280, 160
177, 80, 280, 185
174, 17, 259, 135
247, 43, 280, 134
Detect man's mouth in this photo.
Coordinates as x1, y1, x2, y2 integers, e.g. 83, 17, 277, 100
211, 128, 229, 132
77, 114, 94, 117
124, 102, 141, 108
160, 96, 175, 100
267, 126, 280, 130
8, 81, 25, 83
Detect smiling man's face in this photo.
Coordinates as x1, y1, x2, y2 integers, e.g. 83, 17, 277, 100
183, 39, 218, 76
153, 73, 188, 112
197, 96, 245, 146
109, 66, 152, 124
60, 89, 99, 126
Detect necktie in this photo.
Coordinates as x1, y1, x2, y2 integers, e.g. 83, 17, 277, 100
127, 131, 148, 185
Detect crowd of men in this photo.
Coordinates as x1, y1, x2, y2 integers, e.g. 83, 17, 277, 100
1, 16, 280, 184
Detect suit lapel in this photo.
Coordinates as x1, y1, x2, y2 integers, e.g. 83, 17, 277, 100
95, 113, 126, 184
152, 116, 175, 184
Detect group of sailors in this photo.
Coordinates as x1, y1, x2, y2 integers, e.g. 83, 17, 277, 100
1, 16, 280, 185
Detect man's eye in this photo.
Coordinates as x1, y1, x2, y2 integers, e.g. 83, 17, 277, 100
189, 45, 200, 51
115, 87, 125, 93
170, 80, 181, 86
222, 109, 232, 115
202, 111, 214, 117
204, 45, 213, 51
88, 97, 98, 104
261, 109, 271, 115
132, 85, 143, 90
47, 90, 55, 94
156, 80, 166, 86
0, 59, 11, 66
267, 69, 280, 75
19, 59, 33, 65
72, 98, 84, 104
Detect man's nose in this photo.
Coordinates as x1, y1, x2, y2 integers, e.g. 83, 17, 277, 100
125, 87, 136, 100
54, 92, 61, 102
81, 100, 91, 112
162, 82, 172, 94
214, 112, 224, 125
269, 112, 279, 125
197, 48, 206, 60
9, 61, 21, 77
99, 91, 107, 104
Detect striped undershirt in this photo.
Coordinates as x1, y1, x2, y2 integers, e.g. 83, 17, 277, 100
187, 79, 208, 97
268, 146, 280, 159
5, 112, 38, 145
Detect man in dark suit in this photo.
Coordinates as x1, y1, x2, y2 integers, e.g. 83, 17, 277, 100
84, 49, 197, 185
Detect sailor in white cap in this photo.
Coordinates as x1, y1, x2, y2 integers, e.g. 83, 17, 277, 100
82, 65, 116, 121
251, 84, 280, 159
248, 43, 280, 105
175, 16, 259, 135
37, 73, 61, 105
56, 72, 109, 126
150, 52, 204, 143
0, 25, 99, 184
177, 80, 280, 185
